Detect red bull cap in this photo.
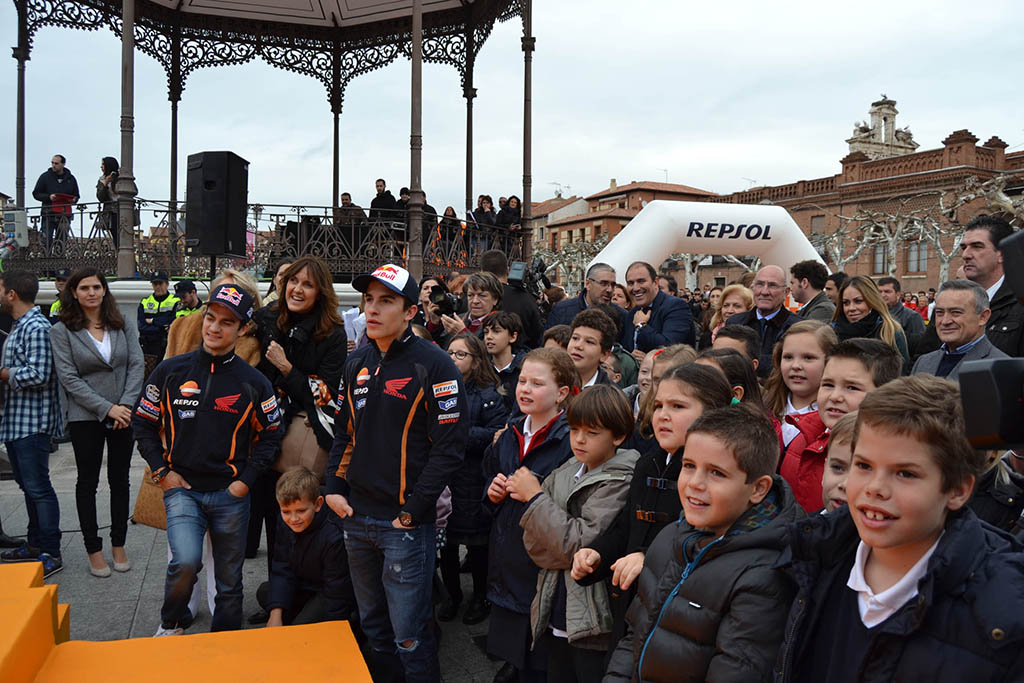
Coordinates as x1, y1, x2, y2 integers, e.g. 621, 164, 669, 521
353, 263, 419, 304
208, 284, 254, 323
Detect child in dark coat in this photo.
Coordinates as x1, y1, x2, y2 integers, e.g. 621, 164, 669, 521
257, 467, 356, 626
775, 375, 1024, 682
605, 403, 804, 681
437, 333, 509, 625
483, 348, 579, 682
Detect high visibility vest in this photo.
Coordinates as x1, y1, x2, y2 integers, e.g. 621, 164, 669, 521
140, 294, 180, 317
49, 300, 61, 317
175, 301, 202, 319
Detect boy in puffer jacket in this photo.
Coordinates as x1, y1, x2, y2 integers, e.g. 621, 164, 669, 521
513, 386, 640, 681
605, 404, 803, 682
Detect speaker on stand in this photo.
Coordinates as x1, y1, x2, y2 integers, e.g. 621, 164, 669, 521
185, 151, 249, 281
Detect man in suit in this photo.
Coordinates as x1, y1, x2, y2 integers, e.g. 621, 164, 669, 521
545, 262, 632, 348
727, 264, 800, 377
625, 261, 695, 360
790, 260, 835, 323
877, 277, 925, 353
911, 280, 1007, 380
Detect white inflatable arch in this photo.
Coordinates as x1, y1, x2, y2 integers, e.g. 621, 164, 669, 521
589, 200, 825, 278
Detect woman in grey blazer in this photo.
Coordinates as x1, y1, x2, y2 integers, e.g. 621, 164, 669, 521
50, 268, 144, 577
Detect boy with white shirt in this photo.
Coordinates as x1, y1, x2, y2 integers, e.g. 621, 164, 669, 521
568, 309, 618, 388
775, 375, 1024, 681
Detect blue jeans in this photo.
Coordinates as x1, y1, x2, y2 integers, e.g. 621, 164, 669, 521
5, 433, 61, 556
162, 487, 249, 631
343, 514, 439, 683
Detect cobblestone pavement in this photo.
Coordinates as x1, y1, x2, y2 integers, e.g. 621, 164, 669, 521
0, 443, 502, 682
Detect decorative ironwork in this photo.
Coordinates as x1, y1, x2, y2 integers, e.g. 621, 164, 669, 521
6, 201, 525, 280
21, 0, 522, 107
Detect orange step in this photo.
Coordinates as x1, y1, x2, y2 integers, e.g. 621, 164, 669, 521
0, 590, 57, 683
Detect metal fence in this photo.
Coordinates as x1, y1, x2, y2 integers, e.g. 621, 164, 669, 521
2, 201, 527, 279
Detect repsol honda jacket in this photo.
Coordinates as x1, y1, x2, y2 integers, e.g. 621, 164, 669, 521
132, 347, 283, 492
326, 326, 466, 525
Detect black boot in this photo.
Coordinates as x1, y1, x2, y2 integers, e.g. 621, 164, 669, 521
492, 661, 517, 683
0, 519, 21, 549
462, 597, 490, 625
365, 647, 406, 683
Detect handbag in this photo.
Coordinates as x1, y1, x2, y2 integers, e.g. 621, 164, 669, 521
273, 411, 329, 481
132, 465, 167, 530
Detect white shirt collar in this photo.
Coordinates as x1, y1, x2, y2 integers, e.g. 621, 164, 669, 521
582, 369, 599, 387
986, 275, 1005, 305
846, 535, 943, 628
495, 358, 514, 373
780, 396, 817, 447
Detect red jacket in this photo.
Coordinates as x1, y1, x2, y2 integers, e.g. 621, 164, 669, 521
779, 411, 829, 513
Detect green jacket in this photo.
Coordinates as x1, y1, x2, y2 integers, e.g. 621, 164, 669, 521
520, 447, 640, 650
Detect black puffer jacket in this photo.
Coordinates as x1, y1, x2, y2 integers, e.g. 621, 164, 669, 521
255, 303, 347, 451
774, 507, 1024, 682
448, 381, 508, 537
605, 476, 803, 682
482, 413, 573, 614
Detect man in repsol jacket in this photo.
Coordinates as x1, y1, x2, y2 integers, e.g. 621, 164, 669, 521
132, 284, 282, 636
326, 263, 466, 683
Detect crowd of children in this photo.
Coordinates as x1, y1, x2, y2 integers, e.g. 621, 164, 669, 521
260, 288, 1024, 683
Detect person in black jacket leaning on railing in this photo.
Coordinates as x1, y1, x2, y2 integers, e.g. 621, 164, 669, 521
133, 284, 283, 636
325, 263, 467, 683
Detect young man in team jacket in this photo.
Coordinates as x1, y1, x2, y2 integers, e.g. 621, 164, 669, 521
326, 264, 467, 683
133, 284, 283, 635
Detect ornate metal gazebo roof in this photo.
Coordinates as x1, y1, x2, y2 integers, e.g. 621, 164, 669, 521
18, 0, 522, 109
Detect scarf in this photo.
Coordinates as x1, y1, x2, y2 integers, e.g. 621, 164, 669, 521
833, 310, 880, 341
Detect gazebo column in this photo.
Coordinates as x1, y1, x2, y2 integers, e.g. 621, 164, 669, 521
168, 26, 182, 245
464, 19, 476, 214
331, 42, 342, 212
521, 0, 535, 251
116, 0, 139, 278
407, 0, 424, 279
12, 0, 29, 208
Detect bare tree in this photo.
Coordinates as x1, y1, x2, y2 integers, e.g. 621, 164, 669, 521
533, 233, 609, 296
791, 203, 876, 272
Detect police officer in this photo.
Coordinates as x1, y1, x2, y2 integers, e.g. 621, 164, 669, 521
138, 271, 179, 368
47, 268, 71, 325
172, 280, 202, 319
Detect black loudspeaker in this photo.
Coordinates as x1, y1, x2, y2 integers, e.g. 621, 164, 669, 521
185, 151, 248, 258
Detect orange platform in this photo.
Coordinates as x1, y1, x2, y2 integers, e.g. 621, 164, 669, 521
0, 563, 371, 683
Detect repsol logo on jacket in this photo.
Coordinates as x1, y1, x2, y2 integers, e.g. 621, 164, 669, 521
686, 221, 773, 240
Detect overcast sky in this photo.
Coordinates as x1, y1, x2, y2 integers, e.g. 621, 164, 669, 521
2, 0, 1022, 219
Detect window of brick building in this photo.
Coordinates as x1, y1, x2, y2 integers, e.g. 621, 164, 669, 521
873, 245, 888, 275
907, 242, 928, 273
811, 215, 825, 233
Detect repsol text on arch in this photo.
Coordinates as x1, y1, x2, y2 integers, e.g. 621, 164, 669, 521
686, 222, 773, 240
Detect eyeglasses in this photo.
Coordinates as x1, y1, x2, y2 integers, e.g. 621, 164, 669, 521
587, 278, 616, 288
447, 350, 471, 361
752, 281, 785, 291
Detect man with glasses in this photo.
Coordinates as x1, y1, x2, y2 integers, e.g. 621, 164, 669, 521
545, 262, 632, 347
727, 264, 800, 377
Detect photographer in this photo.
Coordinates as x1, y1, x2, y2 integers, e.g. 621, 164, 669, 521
480, 250, 543, 348
415, 275, 456, 348
441, 271, 503, 338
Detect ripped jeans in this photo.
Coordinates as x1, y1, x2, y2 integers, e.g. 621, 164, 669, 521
343, 514, 438, 683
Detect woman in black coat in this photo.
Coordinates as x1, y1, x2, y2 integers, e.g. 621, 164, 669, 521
249, 256, 347, 612
437, 333, 508, 625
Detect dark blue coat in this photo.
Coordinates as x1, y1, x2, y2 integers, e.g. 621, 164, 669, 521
727, 307, 800, 378
482, 413, 573, 614
546, 292, 634, 350
265, 506, 356, 621
775, 508, 1024, 682
448, 382, 509, 537
630, 290, 695, 352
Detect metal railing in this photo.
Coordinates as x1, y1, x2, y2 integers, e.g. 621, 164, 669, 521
1, 202, 528, 279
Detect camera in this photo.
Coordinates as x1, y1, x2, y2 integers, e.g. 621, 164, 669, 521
508, 256, 552, 299
429, 284, 460, 317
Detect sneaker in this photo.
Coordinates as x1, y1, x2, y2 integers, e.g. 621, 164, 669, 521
1, 544, 40, 562
153, 625, 185, 637
38, 553, 63, 579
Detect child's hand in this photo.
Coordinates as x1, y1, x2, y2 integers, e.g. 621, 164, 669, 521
506, 466, 542, 502
487, 473, 509, 503
610, 551, 646, 590
571, 548, 602, 581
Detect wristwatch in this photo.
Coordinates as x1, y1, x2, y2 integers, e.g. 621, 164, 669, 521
398, 511, 415, 528
151, 467, 170, 485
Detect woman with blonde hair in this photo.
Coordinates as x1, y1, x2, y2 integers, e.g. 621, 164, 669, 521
700, 283, 754, 348
164, 268, 263, 364
831, 275, 909, 369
